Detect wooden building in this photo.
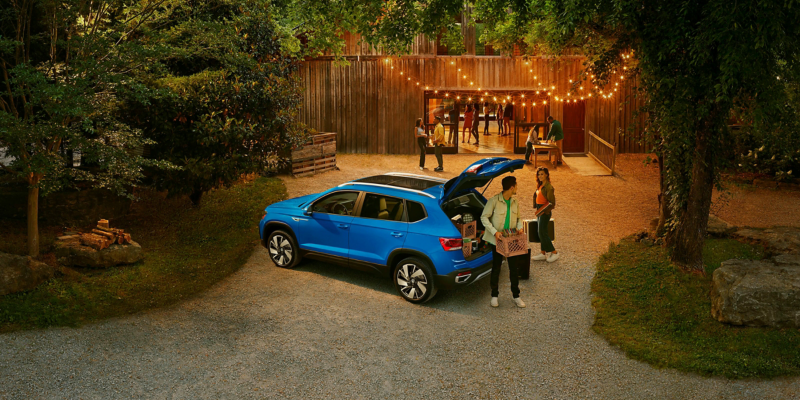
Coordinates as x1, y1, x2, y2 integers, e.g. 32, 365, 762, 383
299, 29, 650, 158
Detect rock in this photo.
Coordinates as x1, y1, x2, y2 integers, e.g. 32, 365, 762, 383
54, 237, 143, 268
734, 226, 800, 255
0, 252, 55, 296
707, 214, 736, 236
711, 257, 800, 328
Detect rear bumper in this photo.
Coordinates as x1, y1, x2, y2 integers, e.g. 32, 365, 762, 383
434, 259, 493, 290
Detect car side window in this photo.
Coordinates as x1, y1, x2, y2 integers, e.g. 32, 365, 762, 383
310, 191, 360, 216
406, 201, 426, 222
360, 194, 405, 221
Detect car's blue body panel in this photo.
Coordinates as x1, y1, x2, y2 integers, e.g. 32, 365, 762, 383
259, 158, 522, 295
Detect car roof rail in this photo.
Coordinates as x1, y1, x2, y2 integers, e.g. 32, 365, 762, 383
337, 182, 436, 199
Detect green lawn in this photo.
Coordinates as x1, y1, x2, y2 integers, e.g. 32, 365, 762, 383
0, 177, 286, 332
592, 238, 800, 379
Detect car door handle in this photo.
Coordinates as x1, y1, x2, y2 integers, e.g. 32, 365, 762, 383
391, 232, 404, 238
337, 224, 349, 229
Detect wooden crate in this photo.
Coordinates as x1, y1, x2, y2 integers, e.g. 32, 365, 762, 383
291, 132, 337, 177
496, 233, 528, 257
456, 221, 477, 239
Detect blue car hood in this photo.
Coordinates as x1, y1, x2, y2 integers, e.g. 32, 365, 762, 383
268, 193, 318, 210
439, 157, 526, 205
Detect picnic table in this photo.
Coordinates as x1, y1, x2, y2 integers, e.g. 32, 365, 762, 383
531, 142, 561, 170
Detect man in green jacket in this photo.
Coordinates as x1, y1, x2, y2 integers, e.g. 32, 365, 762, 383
546, 116, 564, 165
480, 175, 527, 308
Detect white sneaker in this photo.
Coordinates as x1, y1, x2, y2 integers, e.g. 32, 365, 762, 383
490, 297, 499, 307
419, 166, 424, 170
513, 297, 526, 308
547, 252, 560, 263
532, 252, 547, 261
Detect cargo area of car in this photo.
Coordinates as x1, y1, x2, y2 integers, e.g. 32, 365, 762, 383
441, 192, 492, 261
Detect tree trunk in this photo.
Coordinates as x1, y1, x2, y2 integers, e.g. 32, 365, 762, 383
27, 185, 39, 257
670, 122, 717, 273
189, 188, 204, 206
655, 151, 671, 238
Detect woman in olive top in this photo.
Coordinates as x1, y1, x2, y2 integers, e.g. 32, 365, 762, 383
533, 167, 559, 262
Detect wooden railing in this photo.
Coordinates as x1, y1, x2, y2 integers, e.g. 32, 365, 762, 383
587, 130, 617, 175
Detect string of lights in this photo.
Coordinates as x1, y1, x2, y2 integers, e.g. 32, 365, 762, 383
381, 52, 635, 106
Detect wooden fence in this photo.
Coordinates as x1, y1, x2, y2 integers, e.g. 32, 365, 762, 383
587, 130, 617, 174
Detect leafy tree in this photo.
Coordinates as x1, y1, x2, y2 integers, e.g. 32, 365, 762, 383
121, 0, 309, 205
470, 0, 800, 272
0, 0, 172, 256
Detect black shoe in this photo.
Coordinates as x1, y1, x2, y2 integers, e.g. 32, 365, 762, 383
434, 167, 443, 172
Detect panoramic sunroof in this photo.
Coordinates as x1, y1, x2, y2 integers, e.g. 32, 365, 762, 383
355, 175, 442, 191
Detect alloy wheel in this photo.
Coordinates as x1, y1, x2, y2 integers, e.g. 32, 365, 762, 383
396, 263, 429, 300
268, 234, 293, 267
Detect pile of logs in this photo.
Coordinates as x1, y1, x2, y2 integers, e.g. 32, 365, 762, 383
58, 219, 133, 251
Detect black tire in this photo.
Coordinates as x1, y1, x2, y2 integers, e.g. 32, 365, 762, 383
266, 230, 301, 268
393, 257, 438, 303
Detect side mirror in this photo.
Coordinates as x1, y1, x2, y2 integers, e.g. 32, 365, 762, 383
303, 208, 313, 216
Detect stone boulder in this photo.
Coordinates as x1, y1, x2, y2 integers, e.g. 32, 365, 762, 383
54, 238, 143, 268
707, 214, 736, 236
734, 226, 800, 255
0, 252, 55, 296
710, 256, 800, 328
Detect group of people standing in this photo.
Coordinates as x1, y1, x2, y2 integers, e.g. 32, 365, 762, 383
417, 112, 564, 172
481, 169, 559, 308
456, 102, 514, 146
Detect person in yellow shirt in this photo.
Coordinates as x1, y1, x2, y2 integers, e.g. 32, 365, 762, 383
433, 116, 445, 171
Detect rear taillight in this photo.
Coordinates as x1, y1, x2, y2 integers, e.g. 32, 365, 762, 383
261, 213, 267, 220
439, 237, 463, 251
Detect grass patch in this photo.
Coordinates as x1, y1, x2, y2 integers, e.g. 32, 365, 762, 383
592, 238, 800, 379
0, 177, 286, 332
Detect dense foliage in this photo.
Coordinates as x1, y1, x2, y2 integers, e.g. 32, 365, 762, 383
0, 0, 309, 254
121, 1, 308, 204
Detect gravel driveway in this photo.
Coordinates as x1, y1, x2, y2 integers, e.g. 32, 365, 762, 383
2, 154, 800, 399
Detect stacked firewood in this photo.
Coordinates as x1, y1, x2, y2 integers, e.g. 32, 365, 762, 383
58, 219, 133, 251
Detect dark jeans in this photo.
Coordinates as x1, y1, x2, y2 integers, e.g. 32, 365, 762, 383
490, 244, 523, 298
524, 142, 533, 161
417, 137, 427, 168
538, 212, 555, 253
484, 118, 490, 135
497, 118, 504, 135
434, 144, 443, 168
471, 125, 480, 143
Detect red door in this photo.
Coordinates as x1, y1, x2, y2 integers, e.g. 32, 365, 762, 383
562, 102, 585, 153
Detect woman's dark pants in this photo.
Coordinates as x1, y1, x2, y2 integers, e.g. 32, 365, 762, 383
538, 212, 555, 253
417, 137, 426, 168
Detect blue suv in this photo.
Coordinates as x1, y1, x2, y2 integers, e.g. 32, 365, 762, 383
259, 157, 525, 303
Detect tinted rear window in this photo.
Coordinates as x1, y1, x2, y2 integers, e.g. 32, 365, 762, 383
407, 201, 426, 222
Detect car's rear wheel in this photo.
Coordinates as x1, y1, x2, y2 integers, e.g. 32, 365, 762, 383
267, 230, 301, 268
393, 257, 437, 303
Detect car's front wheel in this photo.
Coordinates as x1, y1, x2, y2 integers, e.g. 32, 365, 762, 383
266, 230, 301, 268
393, 257, 437, 303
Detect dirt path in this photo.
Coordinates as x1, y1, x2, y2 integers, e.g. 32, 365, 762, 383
1, 154, 798, 399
